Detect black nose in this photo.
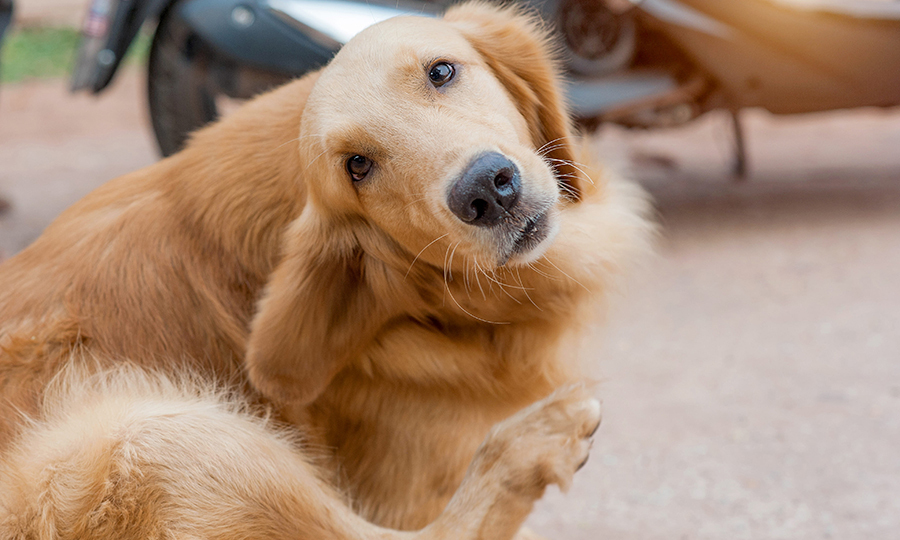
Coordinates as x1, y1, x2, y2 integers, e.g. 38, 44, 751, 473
447, 152, 521, 226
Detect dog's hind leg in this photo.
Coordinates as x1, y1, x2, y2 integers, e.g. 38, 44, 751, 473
0, 371, 597, 540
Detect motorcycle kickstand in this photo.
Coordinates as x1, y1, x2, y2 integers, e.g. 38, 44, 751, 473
731, 109, 748, 181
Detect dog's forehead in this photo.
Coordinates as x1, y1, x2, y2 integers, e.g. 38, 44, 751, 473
347, 15, 475, 60
319, 15, 478, 93
305, 15, 484, 139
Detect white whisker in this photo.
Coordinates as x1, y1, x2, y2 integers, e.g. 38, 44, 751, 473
472, 257, 487, 301
537, 143, 569, 157
514, 266, 542, 311
445, 277, 509, 325
441, 241, 453, 308
405, 233, 449, 279
526, 260, 557, 280
304, 148, 329, 171
546, 157, 596, 186
464, 254, 472, 298
536, 136, 573, 156
544, 256, 591, 293
481, 268, 531, 291
447, 242, 460, 285
403, 196, 429, 211
276, 133, 318, 150
485, 267, 522, 304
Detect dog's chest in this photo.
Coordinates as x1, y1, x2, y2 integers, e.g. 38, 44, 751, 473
303, 377, 518, 530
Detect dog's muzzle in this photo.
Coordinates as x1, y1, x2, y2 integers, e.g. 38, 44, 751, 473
447, 152, 520, 227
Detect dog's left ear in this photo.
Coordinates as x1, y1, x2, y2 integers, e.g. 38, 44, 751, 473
446, 2, 582, 200
245, 206, 390, 405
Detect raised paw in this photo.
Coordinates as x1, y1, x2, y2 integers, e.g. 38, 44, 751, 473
473, 384, 601, 499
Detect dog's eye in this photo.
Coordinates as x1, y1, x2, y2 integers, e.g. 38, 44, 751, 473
428, 62, 455, 87
346, 155, 373, 182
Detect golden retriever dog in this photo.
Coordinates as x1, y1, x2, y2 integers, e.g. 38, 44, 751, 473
0, 2, 651, 538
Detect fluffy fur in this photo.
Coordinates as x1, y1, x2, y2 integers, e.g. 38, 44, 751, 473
0, 3, 651, 538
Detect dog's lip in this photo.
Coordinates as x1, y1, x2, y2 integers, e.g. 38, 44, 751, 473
513, 213, 545, 248
498, 211, 550, 265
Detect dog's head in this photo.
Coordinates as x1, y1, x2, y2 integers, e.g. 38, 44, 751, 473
247, 3, 590, 405
301, 2, 581, 269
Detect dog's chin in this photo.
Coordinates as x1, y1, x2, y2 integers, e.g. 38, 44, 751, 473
498, 211, 559, 267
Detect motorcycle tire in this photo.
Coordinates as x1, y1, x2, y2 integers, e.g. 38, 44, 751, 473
147, 3, 219, 157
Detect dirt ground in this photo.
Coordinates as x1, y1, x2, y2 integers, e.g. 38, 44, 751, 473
2, 71, 899, 539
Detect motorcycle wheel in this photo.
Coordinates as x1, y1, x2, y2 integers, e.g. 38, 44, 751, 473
147, 3, 219, 157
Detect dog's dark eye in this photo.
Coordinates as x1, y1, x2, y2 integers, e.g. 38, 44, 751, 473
428, 62, 455, 87
346, 155, 373, 182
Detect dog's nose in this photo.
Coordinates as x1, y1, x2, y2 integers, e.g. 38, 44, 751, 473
448, 152, 521, 226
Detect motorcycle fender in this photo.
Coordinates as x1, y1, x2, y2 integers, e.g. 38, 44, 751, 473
175, 0, 336, 76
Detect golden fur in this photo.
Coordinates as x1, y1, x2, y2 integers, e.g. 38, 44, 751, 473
0, 3, 651, 538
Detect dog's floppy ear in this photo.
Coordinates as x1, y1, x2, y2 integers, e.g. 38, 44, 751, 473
245, 206, 390, 405
446, 2, 583, 200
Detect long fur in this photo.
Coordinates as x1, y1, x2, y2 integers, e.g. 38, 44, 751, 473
0, 2, 652, 538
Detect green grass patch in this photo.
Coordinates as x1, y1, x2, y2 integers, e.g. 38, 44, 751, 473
0, 26, 151, 84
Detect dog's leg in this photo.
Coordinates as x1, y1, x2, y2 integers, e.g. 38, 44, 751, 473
0, 376, 596, 540
413, 384, 600, 540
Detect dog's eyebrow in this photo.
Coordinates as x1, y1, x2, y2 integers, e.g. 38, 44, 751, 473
326, 126, 385, 161
389, 53, 462, 99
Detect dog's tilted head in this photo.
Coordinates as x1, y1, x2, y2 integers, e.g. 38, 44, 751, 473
245, 3, 630, 406
300, 2, 581, 269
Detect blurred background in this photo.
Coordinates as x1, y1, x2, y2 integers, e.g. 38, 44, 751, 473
1, 0, 899, 538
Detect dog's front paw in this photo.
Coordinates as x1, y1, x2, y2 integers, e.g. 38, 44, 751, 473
473, 384, 601, 499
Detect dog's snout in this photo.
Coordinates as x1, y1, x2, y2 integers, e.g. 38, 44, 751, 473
448, 152, 521, 226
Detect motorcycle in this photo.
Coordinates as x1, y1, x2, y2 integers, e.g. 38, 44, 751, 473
70, 0, 900, 176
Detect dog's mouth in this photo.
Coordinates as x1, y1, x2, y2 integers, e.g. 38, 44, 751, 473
512, 212, 549, 253
496, 211, 554, 266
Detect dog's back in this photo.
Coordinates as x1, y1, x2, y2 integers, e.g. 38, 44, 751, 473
0, 78, 319, 447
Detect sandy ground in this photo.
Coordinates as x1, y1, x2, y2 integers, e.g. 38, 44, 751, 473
11, 0, 87, 27
0, 73, 157, 257
2, 72, 900, 539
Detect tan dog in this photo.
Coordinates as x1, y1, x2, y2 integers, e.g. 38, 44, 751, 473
0, 2, 651, 538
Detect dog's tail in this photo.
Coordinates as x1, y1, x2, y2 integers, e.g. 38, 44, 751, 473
0, 361, 349, 540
